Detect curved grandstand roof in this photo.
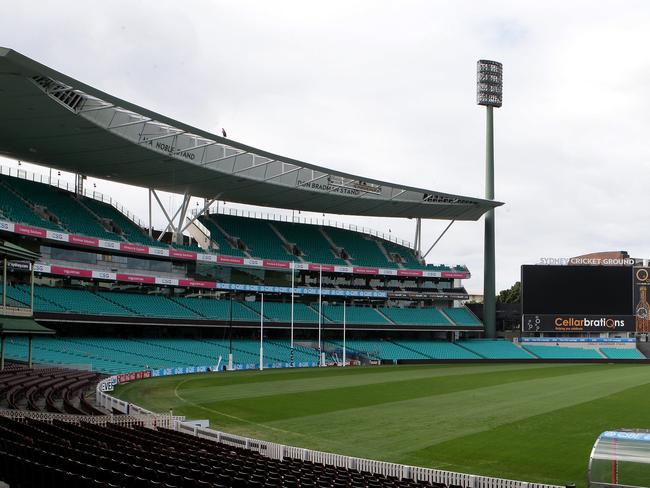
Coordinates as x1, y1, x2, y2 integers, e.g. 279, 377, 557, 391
0, 47, 502, 220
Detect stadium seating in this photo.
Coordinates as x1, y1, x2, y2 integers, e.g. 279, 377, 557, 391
381, 240, 425, 269
0, 416, 446, 488
379, 307, 452, 326
4, 336, 645, 374
0, 175, 471, 273
7, 285, 66, 312
393, 340, 480, 360
443, 307, 483, 327
26, 285, 475, 330
211, 214, 291, 260
34, 287, 131, 316
81, 197, 155, 246
326, 226, 398, 268
331, 340, 427, 360
173, 296, 260, 321
7, 177, 118, 240
321, 303, 391, 324
273, 220, 346, 265
522, 345, 603, 359
0, 365, 103, 414
245, 300, 323, 323
599, 347, 646, 359
456, 340, 534, 359
197, 215, 248, 257
97, 292, 201, 319
0, 181, 63, 230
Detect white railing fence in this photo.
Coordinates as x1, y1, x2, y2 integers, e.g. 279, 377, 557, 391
177, 420, 563, 488
95, 376, 564, 488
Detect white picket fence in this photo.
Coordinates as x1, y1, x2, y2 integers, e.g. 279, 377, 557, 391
96, 375, 564, 488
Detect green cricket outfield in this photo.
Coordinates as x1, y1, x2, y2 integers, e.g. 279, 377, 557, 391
113, 363, 650, 487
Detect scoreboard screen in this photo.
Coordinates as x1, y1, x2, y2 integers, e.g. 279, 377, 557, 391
521, 265, 634, 332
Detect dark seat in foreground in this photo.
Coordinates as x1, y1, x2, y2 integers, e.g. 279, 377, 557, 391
0, 416, 450, 487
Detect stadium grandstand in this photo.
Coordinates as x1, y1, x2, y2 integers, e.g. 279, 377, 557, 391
0, 46, 646, 370
0, 46, 647, 488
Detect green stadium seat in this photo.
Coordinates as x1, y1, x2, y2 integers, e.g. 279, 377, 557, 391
600, 347, 645, 359
443, 307, 483, 327
457, 340, 534, 359
0, 179, 64, 230
380, 240, 425, 269
7, 177, 118, 240
325, 227, 398, 268
379, 307, 452, 326
273, 221, 346, 265
197, 215, 247, 257
522, 345, 603, 359
321, 304, 390, 325
82, 197, 160, 246
210, 214, 291, 260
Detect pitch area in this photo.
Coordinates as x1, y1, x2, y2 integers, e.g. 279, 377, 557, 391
114, 363, 650, 487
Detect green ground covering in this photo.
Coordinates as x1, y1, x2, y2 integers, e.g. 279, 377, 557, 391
114, 363, 650, 487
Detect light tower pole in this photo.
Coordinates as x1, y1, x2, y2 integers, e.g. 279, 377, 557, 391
477, 60, 502, 339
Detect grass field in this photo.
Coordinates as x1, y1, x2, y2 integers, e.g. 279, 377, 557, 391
113, 363, 650, 487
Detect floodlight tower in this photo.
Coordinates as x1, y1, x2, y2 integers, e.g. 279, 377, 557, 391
476, 60, 502, 339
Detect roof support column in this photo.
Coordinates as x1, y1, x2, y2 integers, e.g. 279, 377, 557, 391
151, 190, 182, 241
175, 192, 192, 245
148, 189, 153, 237
414, 218, 422, 258
422, 220, 455, 259
75, 174, 84, 195
180, 196, 219, 233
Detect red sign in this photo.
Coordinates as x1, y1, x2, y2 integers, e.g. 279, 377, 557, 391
178, 279, 216, 288
119, 243, 149, 254
15, 225, 47, 238
216, 255, 245, 265
397, 269, 424, 277
353, 267, 379, 275
440, 272, 468, 279
51, 266, 93, 278
169, 250, 197, 260
69, 235, 99, 247
116, 273, 156, 284
308, 264, 335, 272
262, 260, 291, 269
116, 370, 152, 383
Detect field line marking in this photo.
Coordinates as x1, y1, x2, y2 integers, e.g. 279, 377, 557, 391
173, 377, 305, 437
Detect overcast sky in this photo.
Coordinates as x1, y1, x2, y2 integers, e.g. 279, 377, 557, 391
2, 1, 650, 293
